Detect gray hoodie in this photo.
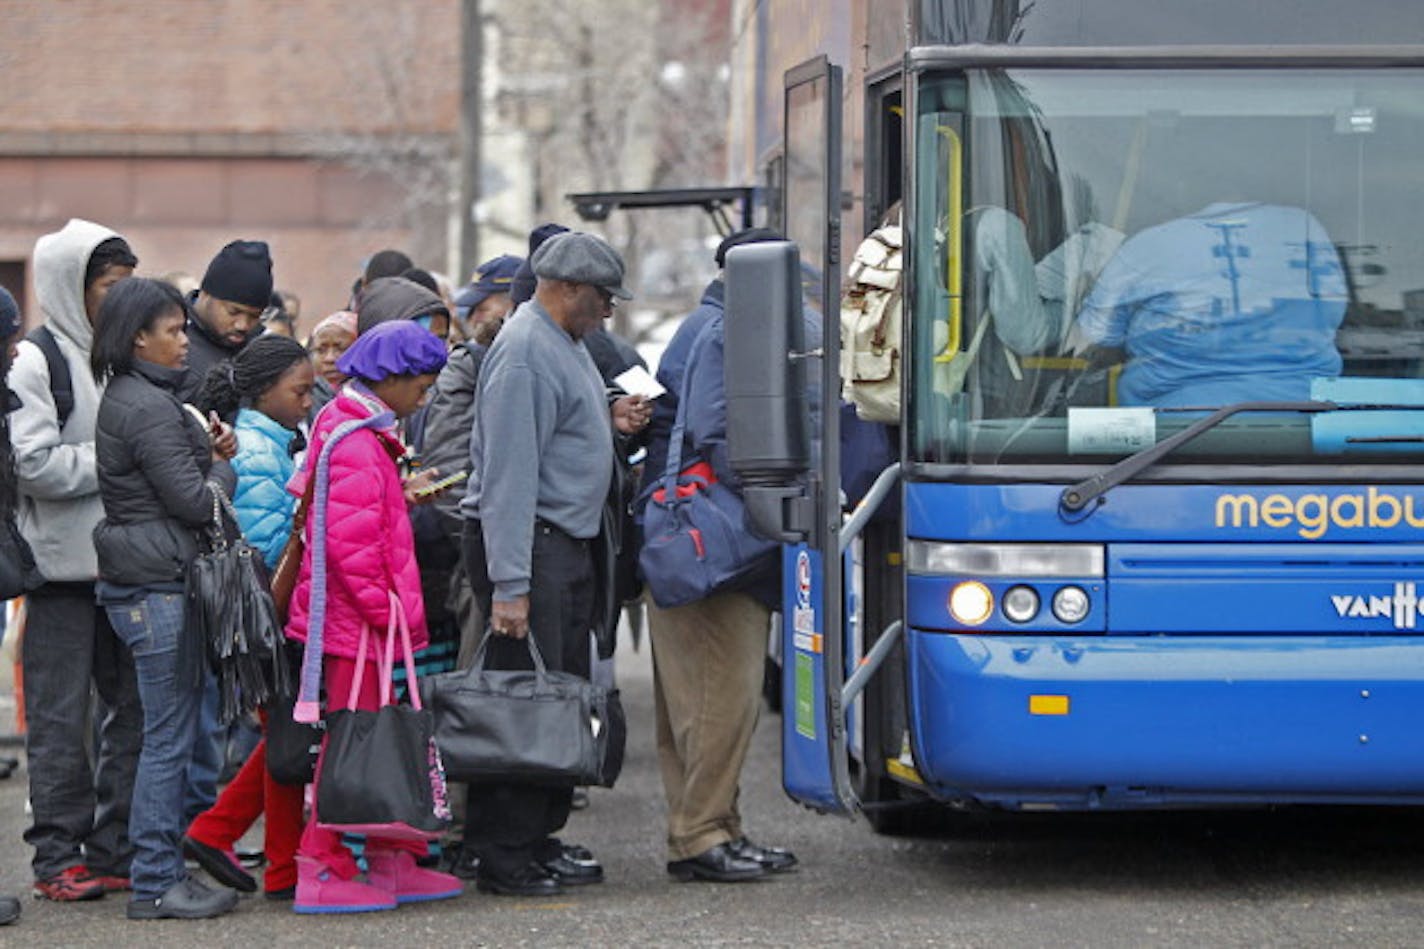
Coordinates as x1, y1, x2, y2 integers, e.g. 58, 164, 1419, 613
356, 277, 447, 334
8, 218, 122, 582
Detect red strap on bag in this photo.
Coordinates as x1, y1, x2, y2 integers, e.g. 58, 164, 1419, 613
652, 461, 717, 504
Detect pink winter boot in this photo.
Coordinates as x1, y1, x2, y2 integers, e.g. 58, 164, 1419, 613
293, 856, 397, 915
365, 847, 463, 905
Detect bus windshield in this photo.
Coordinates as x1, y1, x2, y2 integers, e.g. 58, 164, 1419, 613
910, 68, 1424, 466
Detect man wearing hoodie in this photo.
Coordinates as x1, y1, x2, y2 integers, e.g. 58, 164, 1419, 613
355, 275, 451, 338
178, 240, 274, 405
10, 218, 143, 901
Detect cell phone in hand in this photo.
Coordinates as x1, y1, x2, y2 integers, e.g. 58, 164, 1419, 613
413, 469, 469, 497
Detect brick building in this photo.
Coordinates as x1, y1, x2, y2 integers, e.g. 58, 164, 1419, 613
0, 0, 463, 329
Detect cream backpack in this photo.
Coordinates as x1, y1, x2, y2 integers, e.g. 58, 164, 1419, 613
840, 223, 903, 423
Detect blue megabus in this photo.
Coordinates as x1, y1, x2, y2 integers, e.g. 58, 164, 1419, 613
722, 0, 1424, 830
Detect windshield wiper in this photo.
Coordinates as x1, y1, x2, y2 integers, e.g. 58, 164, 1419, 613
1059, 400, 1342, 513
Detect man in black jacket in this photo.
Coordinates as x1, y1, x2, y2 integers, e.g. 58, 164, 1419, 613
175, 239, 271, 828
178, 240, 273, 404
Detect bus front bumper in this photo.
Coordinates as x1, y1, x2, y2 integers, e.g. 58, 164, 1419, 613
905, 630, 1424, 808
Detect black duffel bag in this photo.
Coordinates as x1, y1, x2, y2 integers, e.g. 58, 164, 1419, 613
419, 632, 625, 788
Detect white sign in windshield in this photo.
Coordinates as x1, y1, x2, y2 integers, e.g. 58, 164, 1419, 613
1067, 407, 1156, 455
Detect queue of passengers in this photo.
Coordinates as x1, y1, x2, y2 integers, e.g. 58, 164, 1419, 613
0, 216, 798, 922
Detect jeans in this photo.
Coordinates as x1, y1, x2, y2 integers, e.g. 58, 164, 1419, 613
461, 520, 594, 879
106, 592, 204, 900
184, 671, 223, 824
23, 584, 142, 879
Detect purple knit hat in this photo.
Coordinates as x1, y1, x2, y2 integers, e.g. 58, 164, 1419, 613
335, 319, 447, 381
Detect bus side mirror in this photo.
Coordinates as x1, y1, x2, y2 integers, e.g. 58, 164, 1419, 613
725, 241, 814, 542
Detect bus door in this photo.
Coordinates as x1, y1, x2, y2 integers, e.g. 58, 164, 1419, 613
778, 55, 851, 814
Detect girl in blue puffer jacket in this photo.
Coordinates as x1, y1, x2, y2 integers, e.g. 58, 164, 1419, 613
201, 335, 315, 568
184, 334, 314, 900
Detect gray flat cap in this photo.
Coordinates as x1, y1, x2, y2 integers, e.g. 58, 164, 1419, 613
530, 232, 633, 300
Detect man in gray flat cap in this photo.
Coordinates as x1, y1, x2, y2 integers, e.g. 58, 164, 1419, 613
455, 231, 650, 896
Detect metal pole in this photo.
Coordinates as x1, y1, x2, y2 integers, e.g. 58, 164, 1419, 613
457, 0, 483, 282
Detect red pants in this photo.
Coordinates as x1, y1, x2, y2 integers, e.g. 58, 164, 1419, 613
186, 713, 305, 893
297, 654, 424, 879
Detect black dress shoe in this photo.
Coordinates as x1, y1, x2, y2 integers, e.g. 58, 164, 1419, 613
730, 836, 798, 873
666, 843, 767, 883
0, 894, 19, 925
541, 844, 603, 886
475, 863, 565, 897
449, 848, 481, 881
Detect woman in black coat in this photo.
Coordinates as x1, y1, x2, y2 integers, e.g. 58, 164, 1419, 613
90, 278, 241, 921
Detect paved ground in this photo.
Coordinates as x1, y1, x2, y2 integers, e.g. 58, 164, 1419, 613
2, 629, 1424, 946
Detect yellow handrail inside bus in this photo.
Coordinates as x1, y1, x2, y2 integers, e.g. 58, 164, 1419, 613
934, 123, 963, 363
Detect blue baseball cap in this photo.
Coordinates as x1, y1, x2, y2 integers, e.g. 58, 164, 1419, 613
456, 255, 523, 318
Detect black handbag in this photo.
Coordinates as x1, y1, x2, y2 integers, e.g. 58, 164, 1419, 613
186, 481, 290, 722
0, 517, 43, 602
315, 593, 451, 841
265, 643, 322, 786
419, 632, 626, 788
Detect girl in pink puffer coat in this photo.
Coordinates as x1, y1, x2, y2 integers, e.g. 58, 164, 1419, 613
282, 320, 462, 915
284, 384, 427, 693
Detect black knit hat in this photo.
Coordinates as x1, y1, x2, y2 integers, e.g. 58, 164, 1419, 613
200, 240, 274, 309
510, 223, 571, 305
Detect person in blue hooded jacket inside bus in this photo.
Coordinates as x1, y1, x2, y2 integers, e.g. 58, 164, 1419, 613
1068, 201, 1348, 408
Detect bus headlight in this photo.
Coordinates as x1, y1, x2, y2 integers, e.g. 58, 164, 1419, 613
1052, 586, 1090, 624
1001, 585, 1040, 623
949, 581, 993, 626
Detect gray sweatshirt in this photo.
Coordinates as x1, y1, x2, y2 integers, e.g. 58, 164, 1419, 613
461, 300, 611, 600
9, 218, 122, 582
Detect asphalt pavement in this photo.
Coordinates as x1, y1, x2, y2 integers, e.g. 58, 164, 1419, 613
2, 634, 1424, 947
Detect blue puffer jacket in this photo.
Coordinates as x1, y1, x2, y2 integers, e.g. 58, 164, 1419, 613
232, 408, 298, 569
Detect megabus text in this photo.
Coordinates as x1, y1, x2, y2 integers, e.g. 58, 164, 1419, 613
1215, 489, 1424, 539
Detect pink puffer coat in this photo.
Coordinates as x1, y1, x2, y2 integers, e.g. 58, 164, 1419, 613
284, 388, 428, 662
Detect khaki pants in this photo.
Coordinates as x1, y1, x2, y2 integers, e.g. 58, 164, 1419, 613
648, 590, 770, 861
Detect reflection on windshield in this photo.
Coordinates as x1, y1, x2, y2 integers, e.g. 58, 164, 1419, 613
1073, 201, 1346, 407
912, 69, 1424, 465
